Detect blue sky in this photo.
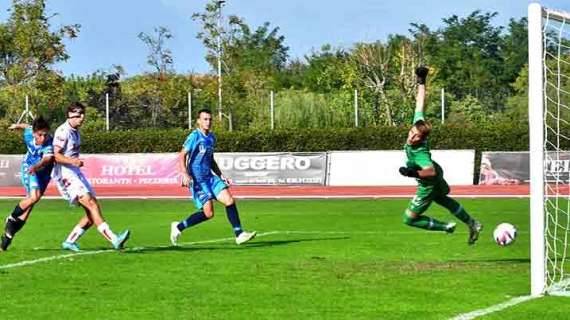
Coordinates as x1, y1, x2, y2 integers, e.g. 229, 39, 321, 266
1, 0, 569, 77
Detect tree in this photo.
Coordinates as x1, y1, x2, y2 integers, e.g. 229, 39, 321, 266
138, 26, 175, 127
0, 0, 79, 121
352, 41, 392, 125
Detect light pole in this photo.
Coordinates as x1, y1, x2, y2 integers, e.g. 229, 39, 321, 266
216, 0, 225, 122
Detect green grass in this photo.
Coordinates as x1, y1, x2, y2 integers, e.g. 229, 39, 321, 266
0, 198, 568, 319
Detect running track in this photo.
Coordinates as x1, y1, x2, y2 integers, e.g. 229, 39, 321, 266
0, 184, 534, 199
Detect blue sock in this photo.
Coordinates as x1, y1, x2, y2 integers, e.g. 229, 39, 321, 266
177, 211, 208, 231
225, 204, 243, 236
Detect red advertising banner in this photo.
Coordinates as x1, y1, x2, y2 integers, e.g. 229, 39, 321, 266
81, 153, 180, 186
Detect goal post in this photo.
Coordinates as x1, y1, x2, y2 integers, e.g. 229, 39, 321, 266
528, 2, 570, 297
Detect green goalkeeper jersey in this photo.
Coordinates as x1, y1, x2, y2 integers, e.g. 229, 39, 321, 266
404, 111, 443, 186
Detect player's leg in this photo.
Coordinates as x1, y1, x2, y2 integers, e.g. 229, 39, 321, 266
402, 186, 455, 232
1, 174, 46, 251
170, 184, 213, 246
77, 193, 129, 249
62, 211, 93, 252
215, 180, 256, 244
434, 194, 482, 245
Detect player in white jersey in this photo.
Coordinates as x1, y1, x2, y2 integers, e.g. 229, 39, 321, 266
52, 102, 130, 251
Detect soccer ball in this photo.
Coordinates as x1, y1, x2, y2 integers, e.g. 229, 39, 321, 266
493, 223, 517, 246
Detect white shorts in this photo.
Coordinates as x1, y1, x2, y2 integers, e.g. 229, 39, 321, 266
52, 165, 95, 205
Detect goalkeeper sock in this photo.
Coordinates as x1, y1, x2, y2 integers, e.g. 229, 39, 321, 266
437, 196, 474, 225
96, 222, 117, 243
225, 204, 243, 236
178, 211, 208, 231
65, 225, 87, 243
403, 214, 448, 231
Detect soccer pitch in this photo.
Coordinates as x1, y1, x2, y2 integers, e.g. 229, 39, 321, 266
0, 198, 568, 319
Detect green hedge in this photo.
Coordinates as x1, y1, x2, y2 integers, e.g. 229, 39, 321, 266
1, 124, 535, 184
0, 124, 530, 154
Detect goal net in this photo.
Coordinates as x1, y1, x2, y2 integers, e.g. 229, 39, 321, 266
529, 3, 570, 297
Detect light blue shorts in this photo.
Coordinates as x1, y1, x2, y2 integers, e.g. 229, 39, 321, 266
190, 175, 228, 209
21, 164, 51, 196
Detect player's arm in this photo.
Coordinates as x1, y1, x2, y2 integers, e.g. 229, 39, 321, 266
399, 165, 436, 179
8, 123, 30, 130
29, 155, 54, 174
211, 159, 232, 185
53, 146, 83, 167
414, 67, 429, 114
178, 148, 192, 187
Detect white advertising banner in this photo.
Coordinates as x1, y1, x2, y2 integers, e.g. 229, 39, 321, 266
327, 150, 475, 186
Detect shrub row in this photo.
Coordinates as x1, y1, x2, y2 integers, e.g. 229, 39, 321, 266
0, 124, 531, 154
1, 124, 536, 184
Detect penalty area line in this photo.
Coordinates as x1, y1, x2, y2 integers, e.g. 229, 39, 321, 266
449, 295, 536, 320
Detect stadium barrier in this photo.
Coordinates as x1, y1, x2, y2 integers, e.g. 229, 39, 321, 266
480, 151, 570, 185
327, 150, 475, 186
0, 150, 475, 187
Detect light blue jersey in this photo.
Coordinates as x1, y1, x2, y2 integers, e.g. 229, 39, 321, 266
182, 129, 227, 209
21, 127, 53, 194
183, 129, 216, 182
23, 127, 53, 167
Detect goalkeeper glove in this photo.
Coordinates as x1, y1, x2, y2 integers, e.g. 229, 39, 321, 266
415, 67, 429, 85
399, 166, 420, 178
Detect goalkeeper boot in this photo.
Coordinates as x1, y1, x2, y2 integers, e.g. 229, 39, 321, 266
61, 241, 80, 252
112, 230, 131, 250
445, 222, 457, 234
468, 221, 483, 245
235, 231, 257, 245
170, 222, 181, 246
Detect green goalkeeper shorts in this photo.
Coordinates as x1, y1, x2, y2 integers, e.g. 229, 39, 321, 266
407, 179, 450, 215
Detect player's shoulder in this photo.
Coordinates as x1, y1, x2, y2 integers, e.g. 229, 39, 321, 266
54, 122, 69, 135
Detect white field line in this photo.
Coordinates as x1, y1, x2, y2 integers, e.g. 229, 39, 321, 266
449, 296, 536, 320
0, 195, 529, 200
0, 231, 278, 270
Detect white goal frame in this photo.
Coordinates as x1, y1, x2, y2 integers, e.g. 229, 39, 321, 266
528, 2, 570, 297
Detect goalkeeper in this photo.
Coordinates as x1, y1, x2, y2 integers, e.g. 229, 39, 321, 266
399, 67, 482, 245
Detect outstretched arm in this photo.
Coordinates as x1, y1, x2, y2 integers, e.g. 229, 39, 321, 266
415, 67, 429, 114
8, 123, 30, 130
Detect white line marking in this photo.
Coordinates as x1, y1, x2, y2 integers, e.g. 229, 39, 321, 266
449, 296, 536, 320
0, 231, 284, 270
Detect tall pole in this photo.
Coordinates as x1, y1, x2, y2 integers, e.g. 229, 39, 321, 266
354, 89, 359, 127
105, 93, 110, 131
270, 90, 274, 130
216, 1, 225, 122
441, 88, 445, 124
188, 91, 192, 130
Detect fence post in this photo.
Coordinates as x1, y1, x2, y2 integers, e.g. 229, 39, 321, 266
270, 90, 275, 130
188, 91, 192, 130
354, 89, 359, 127
441, 88, 445, 124
105, 93, 110, 131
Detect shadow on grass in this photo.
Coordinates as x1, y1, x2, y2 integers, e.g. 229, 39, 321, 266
124, 236, 350, 254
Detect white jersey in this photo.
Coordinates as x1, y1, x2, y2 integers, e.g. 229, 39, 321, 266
53, 120, 81, 159
51, 120, 93, 203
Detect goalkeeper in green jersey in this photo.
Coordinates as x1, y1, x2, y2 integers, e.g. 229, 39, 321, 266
398, 67, 482, 245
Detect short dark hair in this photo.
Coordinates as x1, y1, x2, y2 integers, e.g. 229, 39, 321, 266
67, 102, 86, 115
32, 116, 50, 131
197, 108, 212, 118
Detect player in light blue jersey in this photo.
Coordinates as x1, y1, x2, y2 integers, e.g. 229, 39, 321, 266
1, 117, 54, 251
170, 109, 256, 246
